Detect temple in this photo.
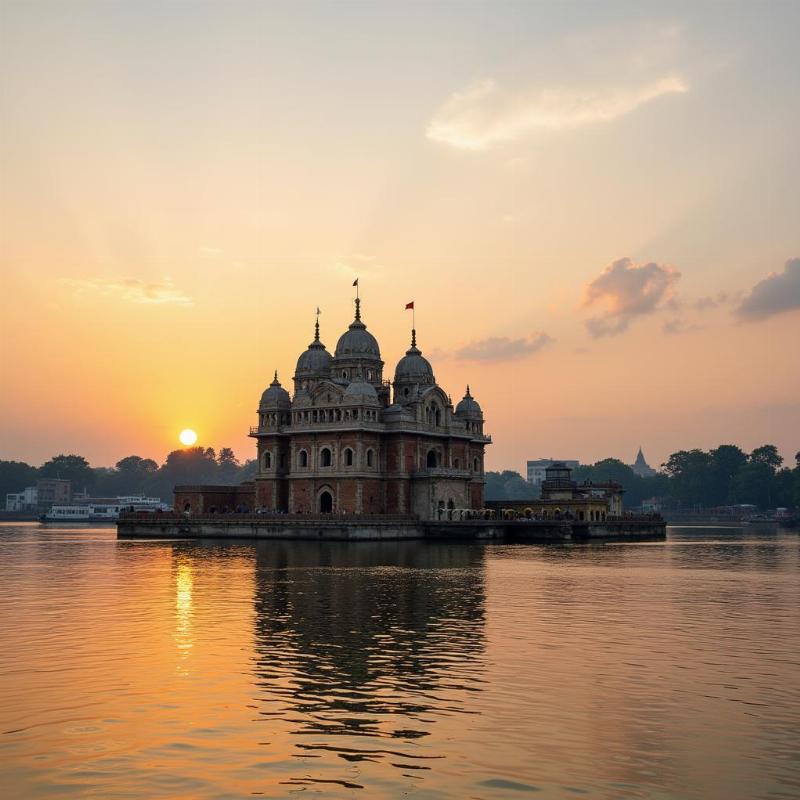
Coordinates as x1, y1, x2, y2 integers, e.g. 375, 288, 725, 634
176, 296, 491, 519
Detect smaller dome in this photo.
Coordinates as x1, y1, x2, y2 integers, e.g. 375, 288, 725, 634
343, 378, 379, 405
455, 385, 482, 417
260, 372, 291, 409
296, 341, 333, 376
295, 319, 333, 377
394, 330, 434, 386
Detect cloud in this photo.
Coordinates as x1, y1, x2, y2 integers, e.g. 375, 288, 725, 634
584, 257, 681, 337
427, 75, 688, 150
454, 333, 553, 362
693, 292, 735, 311
63, 277, 193, 306
735, 258, 800, 320
663, 318, 702, 335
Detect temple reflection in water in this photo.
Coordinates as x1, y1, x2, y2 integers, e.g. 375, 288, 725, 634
250, 540, 486, 768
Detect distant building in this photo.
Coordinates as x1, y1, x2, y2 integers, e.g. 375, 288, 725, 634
36, 478, 71, 508
527, 459, 579, 486
490, 463, 624, 521
630, 448, 657, 478
5, 486, 38, 512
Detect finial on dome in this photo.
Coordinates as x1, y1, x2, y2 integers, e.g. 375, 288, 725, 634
314, 309, 320, 342
465, 384, 471, 397
411, 328, 417, 348
354, 296, 361, 322
272, 370, 280, 385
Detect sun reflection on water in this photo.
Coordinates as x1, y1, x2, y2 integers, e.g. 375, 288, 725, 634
174, 561, 194, 670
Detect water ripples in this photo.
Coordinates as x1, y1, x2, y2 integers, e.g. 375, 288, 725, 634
0, 524, 798, 799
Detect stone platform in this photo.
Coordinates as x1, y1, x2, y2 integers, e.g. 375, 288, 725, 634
117, 513, 666, 542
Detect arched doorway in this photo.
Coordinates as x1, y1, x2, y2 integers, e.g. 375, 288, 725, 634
319, 491, 333, 513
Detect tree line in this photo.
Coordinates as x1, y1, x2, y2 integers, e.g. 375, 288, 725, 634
3, 442, 798, 511
0, 447, 257, 504
485, 444, 800, 510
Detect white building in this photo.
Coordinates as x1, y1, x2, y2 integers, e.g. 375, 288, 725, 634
526, 459, 580, 485
5, 486, 38, 512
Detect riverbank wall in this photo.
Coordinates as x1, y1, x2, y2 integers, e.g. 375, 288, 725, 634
117, 514, 665, 542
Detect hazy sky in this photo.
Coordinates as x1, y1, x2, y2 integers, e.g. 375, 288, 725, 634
1, 0, 798, 472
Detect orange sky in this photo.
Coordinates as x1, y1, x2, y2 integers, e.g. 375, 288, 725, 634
1, 2, 798, 471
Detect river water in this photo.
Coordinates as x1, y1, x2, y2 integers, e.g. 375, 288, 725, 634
0, 523, 798, 799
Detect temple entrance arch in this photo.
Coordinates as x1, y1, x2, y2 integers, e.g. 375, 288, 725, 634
318, 488, 334, 513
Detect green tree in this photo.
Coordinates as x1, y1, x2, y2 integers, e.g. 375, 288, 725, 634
662, 449, 712, 508
750, 445, 783, 472
733, 461, 774, 509
237, 459, 258, 482
217, 448, 240, 483
39, 454, 95, 491
484, 470, 535, 501
708, 445, 748, 505
794, 452, 800, 509
0, 460, 39, 500
147, 447, 220, 502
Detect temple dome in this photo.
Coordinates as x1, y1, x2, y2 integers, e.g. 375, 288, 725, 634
343, 378, 379, 405
394, 330, 434, 386
334, 299, 381, 359
295, 319, 333, 376
455, 386, 482, 417
260, 372, 291, 409
296, 341, 333, 375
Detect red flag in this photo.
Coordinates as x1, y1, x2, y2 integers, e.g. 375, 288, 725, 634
352, 278, 358, 287
405, 301, 414, 310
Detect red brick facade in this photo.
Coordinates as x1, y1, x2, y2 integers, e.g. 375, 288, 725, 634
181, 299, 491, 521
248, 301, 490, 520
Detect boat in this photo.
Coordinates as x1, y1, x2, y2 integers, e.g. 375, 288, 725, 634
42, 496, 170, 523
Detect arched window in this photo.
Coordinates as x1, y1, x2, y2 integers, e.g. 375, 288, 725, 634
473, 457, 480, 473
298, 450, 308, 468
426, 449, 437, 468
453, 458, 460, 469
343, 448, 354, 466
320, 447, 332, 467
366, 369, 372, 381
447, 499, 455, 510
404, 387, 409, 397
366, 449, 374, 467
279, 453, 286, 469
263, 451, 272, 469
341, 370, 347, 380
435, 407, 442, 426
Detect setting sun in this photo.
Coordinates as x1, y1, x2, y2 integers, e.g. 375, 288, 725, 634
179, 429, 198, 446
